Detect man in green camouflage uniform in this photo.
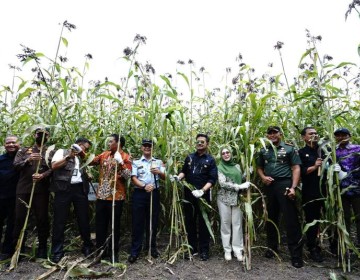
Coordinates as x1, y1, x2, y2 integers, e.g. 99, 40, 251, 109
256, 126, 303, 268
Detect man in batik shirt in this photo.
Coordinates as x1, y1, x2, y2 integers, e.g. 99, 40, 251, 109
334, 128, 360, 248
90, 134, 131, 261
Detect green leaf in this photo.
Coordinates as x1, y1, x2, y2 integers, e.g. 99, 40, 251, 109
13, 88, 35, 107
298, 48, 314, 66
61, 37, 68, 47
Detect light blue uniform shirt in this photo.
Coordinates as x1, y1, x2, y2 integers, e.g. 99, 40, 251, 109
132, 156, 165, 189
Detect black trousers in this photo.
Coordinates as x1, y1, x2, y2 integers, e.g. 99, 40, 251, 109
13, 193, 49, 250
51, 183, 92, 257
184, 189, 211, 254
302, 196, 324, 251
96, 199, 123, 254
130, 189, 159, 256
265, 179, 303, 258
0, 198, 15, 254
342, 194, 360, 246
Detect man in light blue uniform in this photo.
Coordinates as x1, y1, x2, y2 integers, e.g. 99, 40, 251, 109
128, 139, 165, 263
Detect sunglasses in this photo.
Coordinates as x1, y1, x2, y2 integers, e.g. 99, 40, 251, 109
222, 151, 230, 155
196, 140, 205, 145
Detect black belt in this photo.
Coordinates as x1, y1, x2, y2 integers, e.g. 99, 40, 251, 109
272, 177, 291, 181
71, 182, 83, 186
134, 188, 159, 192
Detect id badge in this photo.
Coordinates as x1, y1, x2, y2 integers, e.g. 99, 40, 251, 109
72, 169, 78, 176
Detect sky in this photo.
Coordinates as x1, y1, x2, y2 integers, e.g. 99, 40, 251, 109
0, 0, 359, 91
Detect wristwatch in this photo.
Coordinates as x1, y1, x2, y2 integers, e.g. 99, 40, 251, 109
141, 183, 146, 188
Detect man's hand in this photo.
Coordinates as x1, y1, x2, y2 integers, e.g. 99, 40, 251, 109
32, 173, 44, 182
144, 183, 154, 192
192, 189, 204, 198
150, 167, 161, 175
28, 153, 42, 162
314, 158, 322, 168
261, 176, 274, 186
334, 163, 347, 180
284, 187, 296, 200
114, 151, 124, 164
71, 144, 82, 153
169, 175, 180, 182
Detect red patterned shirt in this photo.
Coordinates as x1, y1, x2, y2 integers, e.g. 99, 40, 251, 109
91, 150, 131, 200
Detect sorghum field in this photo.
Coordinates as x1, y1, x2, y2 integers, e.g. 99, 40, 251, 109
1, 3, 360, 279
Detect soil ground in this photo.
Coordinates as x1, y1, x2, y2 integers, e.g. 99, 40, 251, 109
1, 234, 360, 280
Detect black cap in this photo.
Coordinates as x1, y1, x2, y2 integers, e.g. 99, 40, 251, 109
142, 139, 153, 145
267, 126, 281, 134
35, 127, 50, 134
334, 128, 351, 136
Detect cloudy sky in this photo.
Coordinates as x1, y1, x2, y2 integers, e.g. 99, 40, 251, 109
0, 0, 358, 90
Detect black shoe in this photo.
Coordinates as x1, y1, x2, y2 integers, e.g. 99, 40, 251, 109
151, 250, 160, 258
128, 255, 138, 263
0, 253, 11, 261
309, 248, 323, 263
82, 246, 92, 257
51, 254, 63, 263
291, 258, 304, 268
200, 252, 209, 261
36, 247, 47, 259
264, 249, 276, 259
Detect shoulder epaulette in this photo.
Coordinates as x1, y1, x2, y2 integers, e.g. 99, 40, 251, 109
285, 141, 294, 146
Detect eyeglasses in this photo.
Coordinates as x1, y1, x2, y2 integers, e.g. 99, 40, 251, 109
222, 151, 230, 155
196, 140, 205, 145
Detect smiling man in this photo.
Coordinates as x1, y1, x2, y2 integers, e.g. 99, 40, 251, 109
256, 126, 303, 268
174, 133, 218, 261
0, 136, 20, 260
128, 139, 165, 263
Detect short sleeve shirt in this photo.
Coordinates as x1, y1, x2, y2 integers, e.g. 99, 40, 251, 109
132, 156, 165, 188
52, 149, 82, 184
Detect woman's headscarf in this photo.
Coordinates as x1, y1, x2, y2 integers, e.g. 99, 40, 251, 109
217, 147, 242, 184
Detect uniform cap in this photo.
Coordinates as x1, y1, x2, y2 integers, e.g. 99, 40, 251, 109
142, 139, 153, 145
267, 126, 281, 134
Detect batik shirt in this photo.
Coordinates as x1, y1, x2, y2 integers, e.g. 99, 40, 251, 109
336, 143, 360, 196
91, 150, 132, 200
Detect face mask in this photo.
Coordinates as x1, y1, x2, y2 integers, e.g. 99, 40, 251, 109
35, 133, 48, 144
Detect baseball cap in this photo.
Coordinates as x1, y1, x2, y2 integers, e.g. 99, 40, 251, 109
35, 127, 50, 134
334, 128, 351, 136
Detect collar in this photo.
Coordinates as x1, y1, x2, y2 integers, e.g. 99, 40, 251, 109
140, 155, 154, 162
336, 142, 351, 149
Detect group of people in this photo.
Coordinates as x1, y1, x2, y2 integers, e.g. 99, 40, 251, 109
0, 126, 359, 269
257, 126, 360, 268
